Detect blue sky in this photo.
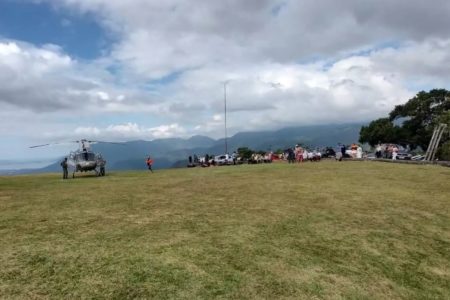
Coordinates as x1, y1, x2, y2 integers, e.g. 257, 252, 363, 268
1, 0, 450, 166
0, 0, 109, 59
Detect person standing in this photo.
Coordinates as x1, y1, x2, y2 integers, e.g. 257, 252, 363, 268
146, 156, 154, 173
375, 144, 382, 158
340, 144, 346, 158
288, 148, 295, 163
294, 145, 300, 163
232, 151, 238, 165
384, 145, 390, 158
98, 156, 106, 176
60, 157, 68, 179
392, 146, 399, 160
356, 145, 363, 159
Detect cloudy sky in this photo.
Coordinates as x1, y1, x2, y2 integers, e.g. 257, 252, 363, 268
1, 0, 450, 163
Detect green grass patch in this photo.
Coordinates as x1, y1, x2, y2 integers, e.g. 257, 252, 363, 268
0, 162, 449, 299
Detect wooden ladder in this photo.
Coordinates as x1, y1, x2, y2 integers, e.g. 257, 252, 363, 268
425, 123, 448, 161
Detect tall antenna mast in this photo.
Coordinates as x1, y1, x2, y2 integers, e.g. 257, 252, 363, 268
224, 81, 228, 154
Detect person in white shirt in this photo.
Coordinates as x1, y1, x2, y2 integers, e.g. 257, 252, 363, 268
392, 146, 399, 160
356, 146, 363, 159
375, 144, 382, 158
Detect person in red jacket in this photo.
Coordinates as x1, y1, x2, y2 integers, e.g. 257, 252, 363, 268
146, 156, 154, 173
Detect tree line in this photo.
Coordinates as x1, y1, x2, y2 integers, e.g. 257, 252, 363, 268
359, 89, 450, 160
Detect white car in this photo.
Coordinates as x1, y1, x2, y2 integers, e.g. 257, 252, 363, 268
214, 154, 234, 165
411, 154, 425, 161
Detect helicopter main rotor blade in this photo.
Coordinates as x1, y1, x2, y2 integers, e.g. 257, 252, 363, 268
29, 143, 51, 148
88, 141, 125, 145
29, 142, 75, 148
30, 139, 125, 148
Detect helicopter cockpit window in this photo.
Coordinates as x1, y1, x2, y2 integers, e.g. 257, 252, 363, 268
76, 153, 95, 161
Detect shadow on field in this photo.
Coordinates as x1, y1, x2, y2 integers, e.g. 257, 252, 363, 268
71, 173, 107, 179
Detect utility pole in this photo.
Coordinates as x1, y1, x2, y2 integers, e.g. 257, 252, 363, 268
224, 81, 228, 154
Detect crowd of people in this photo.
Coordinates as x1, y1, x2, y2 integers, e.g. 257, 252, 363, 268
143, 143, 404, 172
283, 145, 322, 163
147, 142, 405, 173
185, 144, 352, 169
375, 144, 400, 159
335, 143, 363, 160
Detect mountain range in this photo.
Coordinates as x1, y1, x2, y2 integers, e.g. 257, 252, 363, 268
1, 123, 363, 174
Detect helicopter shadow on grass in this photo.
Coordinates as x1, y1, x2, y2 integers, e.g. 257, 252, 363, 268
71, 173, 106, 179
68, 170, 119, 179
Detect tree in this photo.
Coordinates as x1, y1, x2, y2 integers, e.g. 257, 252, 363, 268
436, 141, 450, 161
435, 110, 450, 160
359, 118, 404, 147
237, 147, 254, 160
389, 89, 450, 149
359, 89, 450, 156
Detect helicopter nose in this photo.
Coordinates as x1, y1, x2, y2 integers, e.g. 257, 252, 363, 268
79, 161, 96, 168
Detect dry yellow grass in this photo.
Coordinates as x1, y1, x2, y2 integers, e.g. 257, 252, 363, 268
0, 161, 449, 299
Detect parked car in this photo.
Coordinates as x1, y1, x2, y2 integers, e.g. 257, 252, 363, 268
321, 147, 336, 158
214, 154, 234, 165
411, 154, 425, 161
396, 151, 413, 160
366, 152, 377, 160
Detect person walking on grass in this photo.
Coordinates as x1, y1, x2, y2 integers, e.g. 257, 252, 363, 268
146, 156, 154, 173
60, 157, 68, 179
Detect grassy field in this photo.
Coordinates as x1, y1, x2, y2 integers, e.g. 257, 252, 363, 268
0, 161, 449, 299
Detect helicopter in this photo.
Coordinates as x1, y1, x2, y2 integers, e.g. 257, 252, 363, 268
30, 139, 123, 178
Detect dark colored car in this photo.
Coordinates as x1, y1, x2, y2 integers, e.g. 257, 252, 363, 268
321, 147, 336, 158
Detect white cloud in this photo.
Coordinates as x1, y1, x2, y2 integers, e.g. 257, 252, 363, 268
74, 126, 101, 136
48, 0, 450, 79
148, 123, 186, 138
3, 0, 450, 160
71, 122, 186, 141
0, 40, 163, 113
3, 37, 450, 144
97, 91, 110, 101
